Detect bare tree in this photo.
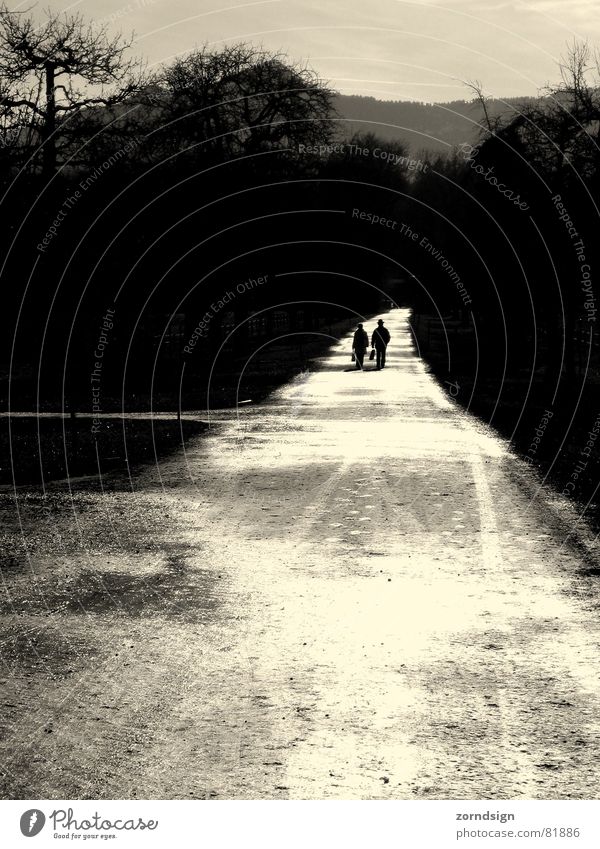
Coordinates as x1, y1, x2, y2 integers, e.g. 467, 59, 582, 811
482, 41, 600, 187
0, 4, 145, 174
471, 40, 600, 377
146, 44, 335, 164
464, 78, 499, 136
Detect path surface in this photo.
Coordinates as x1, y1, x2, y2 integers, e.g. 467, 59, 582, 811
1, 309, 600, 799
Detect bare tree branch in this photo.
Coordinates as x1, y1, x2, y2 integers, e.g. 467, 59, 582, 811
0, 3, 146, 172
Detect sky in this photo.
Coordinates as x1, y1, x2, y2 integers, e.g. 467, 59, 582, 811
52, 0, 600, 102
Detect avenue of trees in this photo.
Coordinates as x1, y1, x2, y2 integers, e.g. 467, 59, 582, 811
0, 5, 416, 413
2, 2, 600, 489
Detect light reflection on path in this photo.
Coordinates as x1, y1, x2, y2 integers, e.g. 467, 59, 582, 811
2, 309, 600, 800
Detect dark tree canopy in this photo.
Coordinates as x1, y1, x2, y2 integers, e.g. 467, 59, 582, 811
141, 44, 335, 164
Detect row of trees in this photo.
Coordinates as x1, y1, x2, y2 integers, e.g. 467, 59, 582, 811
0, 5, 337, 174
403, 43, 600, 374
402, 43, 600, 498
0, 5, 414, 410
4, 3, 599, 424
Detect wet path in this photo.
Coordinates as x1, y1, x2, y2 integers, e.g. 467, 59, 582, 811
1, 309, 600, 799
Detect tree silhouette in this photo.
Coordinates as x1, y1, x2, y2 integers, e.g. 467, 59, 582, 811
143, 44, 335, 165
0, 4, 144, 174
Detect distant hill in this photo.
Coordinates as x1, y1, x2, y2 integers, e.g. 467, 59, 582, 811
333, 94, 538, 156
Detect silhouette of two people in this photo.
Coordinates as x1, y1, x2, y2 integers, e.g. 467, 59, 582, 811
352, 319, 391, 370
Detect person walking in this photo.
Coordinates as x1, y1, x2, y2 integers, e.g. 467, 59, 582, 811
371, 319, 391, 369
352, 323, 369, 370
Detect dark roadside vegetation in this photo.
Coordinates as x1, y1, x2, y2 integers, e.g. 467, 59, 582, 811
0, 7, 599, 515
0, 9, 398, 484
1, 417, 207, 486
404, 51, 600, 520
3, 316, 362, 485
412, 314, 600, 525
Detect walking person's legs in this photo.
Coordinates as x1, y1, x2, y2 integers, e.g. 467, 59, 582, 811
355, 350, 364, 369
376, 348, 382, 369
381, 346, 386, 368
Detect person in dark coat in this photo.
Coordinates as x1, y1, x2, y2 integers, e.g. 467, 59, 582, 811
352, 323, 369, 369
371, 319, 391, 369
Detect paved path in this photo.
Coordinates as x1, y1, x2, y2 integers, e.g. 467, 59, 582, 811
1, 309, 600, 799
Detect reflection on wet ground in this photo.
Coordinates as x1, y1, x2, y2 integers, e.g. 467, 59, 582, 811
1, 309, 600, 799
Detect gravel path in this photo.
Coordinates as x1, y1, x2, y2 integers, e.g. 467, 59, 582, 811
1, 309, 599, 799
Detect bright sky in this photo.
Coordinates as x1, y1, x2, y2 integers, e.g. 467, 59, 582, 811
69, 0, 599, 102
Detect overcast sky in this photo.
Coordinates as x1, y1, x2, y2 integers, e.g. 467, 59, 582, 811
68, 0, 599, 102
